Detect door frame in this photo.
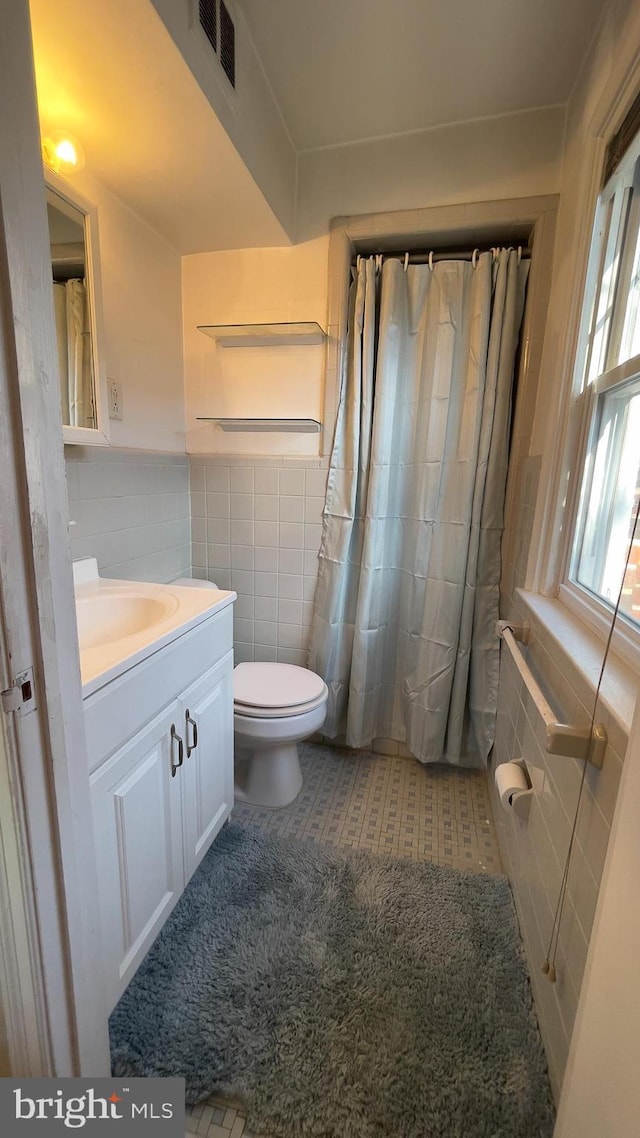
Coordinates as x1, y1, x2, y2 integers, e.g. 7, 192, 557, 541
0, 0, 109, 1074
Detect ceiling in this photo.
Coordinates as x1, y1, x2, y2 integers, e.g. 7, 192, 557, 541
241, 0, 609, 151
29, 0, 610, 254
29, 0, 289, 254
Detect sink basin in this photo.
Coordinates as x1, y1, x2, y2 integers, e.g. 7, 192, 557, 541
72, 558, 236, 696
76, 588, 179, 650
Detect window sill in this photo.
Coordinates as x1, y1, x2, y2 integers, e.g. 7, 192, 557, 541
517, 589, 638, 739
558, 582, 640, 672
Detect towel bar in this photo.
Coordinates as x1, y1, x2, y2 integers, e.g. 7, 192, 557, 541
496, 621, 606, 769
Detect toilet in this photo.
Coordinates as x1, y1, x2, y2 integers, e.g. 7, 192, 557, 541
173, 578, 328, 807
233, 661, 327, 807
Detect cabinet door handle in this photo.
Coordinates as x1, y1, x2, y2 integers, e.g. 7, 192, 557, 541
185, 710, 198, 757
170, 724, 184, 777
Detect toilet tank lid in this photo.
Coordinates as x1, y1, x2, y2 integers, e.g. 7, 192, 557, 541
173, 577, 219, 589
234, 662, 326, 709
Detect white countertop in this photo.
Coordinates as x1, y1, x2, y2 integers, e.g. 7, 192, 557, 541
73, 562, 235, 698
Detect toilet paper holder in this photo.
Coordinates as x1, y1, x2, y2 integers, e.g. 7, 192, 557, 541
495, 758, 533, 821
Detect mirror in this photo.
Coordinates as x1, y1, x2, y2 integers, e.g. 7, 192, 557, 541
44, 170, 109, 445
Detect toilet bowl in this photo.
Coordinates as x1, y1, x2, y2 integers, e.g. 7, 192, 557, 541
233, 662, 328, 807
172, 578, 328, 808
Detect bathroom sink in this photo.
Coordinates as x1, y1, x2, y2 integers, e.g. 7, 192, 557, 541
75, 588, 179, 650
72, 557, 236, 696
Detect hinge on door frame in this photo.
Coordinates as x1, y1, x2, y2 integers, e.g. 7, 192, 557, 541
1, 667, 36, 715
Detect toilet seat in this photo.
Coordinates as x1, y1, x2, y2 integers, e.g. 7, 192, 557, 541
234, 662, 328, 719
234, 692, 327, 718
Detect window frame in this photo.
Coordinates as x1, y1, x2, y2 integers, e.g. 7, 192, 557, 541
558, 138, 640, 667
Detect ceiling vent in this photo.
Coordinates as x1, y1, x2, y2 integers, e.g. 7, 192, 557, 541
219, 2, 236, 89
198, 0, 217, 53
196, 0, 236, 91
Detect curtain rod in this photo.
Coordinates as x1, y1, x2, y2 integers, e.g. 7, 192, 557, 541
352, 246, 531, 268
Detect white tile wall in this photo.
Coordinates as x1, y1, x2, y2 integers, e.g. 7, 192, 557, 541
191, 453, 431, 763
493, 455, 629, 1099
189, 455, 329, 664
65, 447, 191, 583
491, 629, 627, 1100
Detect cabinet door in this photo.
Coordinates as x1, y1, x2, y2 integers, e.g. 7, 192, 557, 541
180, 651, 234, 882
90, 703, 183, 1011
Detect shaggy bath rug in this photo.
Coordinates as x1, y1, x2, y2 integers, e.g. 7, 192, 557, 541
110, 824, 555, 1138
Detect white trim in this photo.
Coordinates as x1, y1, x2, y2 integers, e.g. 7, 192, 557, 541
528, 5, 640, 602
594, 351, 640, 395
44, 167, 110, 447
0, 0, 110, 1075
325, 195, 559, 459
297, 102, 568, 156
527, 138, 607, 596
559, 582, 640, 673
537, 93, 640, 655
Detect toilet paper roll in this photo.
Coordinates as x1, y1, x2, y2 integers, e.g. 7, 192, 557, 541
495, 761, 530, 811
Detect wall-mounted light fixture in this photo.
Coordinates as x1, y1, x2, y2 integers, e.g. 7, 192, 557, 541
42, 130, 86, 175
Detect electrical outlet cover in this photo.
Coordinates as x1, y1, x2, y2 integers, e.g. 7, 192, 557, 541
108, 379, 123, 420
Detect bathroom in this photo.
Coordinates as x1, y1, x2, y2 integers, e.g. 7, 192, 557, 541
0, 0, 639, 1135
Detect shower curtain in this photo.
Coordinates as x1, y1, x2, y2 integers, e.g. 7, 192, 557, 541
53, 278, 93, 428
309, 249, 529, 767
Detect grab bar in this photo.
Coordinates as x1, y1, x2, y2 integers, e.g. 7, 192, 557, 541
496, 621, 606, 769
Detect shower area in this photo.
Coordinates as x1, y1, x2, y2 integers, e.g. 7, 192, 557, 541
233, 240, 530, 860
309, 244, 529, 766
191, 199, 557, 836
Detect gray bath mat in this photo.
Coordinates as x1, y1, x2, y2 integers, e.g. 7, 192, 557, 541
110, 824, 554, 1138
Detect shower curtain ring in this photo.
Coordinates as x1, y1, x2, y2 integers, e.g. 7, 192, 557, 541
428, 251, 434, 271
472, 248, 479, 269
403, 252, 409, 272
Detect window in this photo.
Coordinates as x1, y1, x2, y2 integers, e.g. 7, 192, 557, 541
566, 134, 640, 638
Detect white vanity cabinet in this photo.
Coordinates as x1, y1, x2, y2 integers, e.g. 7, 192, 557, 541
89, 703, 184, 1011
179, 655, 234, 877
84, 604, 234, 1012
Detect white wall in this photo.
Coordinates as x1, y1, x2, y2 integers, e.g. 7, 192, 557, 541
66, 448, 191, 583
553, 694, 640, 1138
183, 105, 566, 462
67, 168, 185, 453
190, 454, 327, 664
30, 0, 290, 257
491, 606, 630, 1096
150, 0, 296, 240
183, 237, 329, 456
296, 106, 566, 240
61, 167, 188, 579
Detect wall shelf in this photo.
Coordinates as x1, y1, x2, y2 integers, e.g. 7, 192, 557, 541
197, 321, 326, 347
196, 417, 322, 433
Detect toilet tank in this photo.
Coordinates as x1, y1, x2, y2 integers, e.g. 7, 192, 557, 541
173, 577, 219, 590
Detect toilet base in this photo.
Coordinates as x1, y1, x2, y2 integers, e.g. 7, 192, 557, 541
233, 698, 327, 809
234, 742, 303, 808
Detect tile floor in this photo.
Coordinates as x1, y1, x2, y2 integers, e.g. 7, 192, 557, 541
234, 743, 501, 871
185, 743, 501, 1135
